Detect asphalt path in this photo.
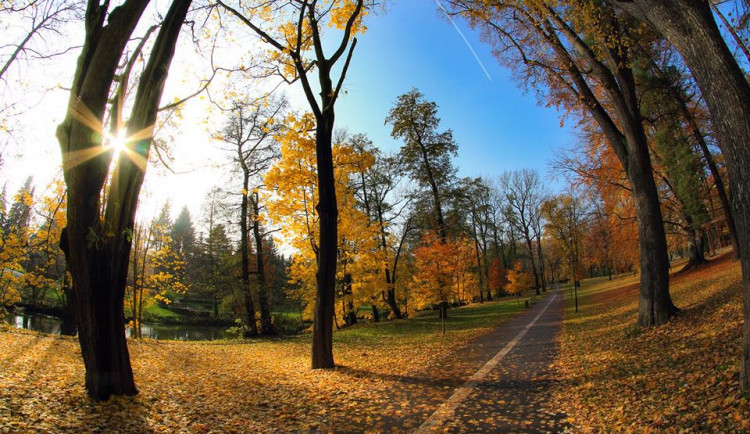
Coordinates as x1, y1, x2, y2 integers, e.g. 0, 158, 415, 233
370, 290, 570, 433
414, 291, 568, 433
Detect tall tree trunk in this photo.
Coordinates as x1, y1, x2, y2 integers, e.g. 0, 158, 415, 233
471, 208, 485, 302
69, 256, 136, 399
377, 205, 403, 319
240, 178, 258, 337
57, 0, 190, 400
312, 117, 337, 369
251, 195, 274, 335
536, 229, 546, 292
418, 142, 446, 242
483, 249, 491, 301
661, 65, 740, 259
696, 139, 739, 259
682, 227, 707, 272
628, 133, 676, 326
523, 232, 541, 295
540, 3, 677, 326
609, 0, 750, 391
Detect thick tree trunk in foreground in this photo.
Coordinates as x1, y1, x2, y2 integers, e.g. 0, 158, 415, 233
57, 0, 190, 400
539, 4, 676, 326
628, 132, 677, 327
609, 0, 750, 392
312, 118, 337, 369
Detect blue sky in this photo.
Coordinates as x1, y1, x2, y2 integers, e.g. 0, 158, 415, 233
2, 0, 576, 223
329, 0, 575, 185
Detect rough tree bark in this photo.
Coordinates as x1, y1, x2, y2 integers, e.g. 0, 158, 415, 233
607, 0, 750, 392
56, 0, 190, 400
312, 117, 337, 368
627, 138, 676, 326
535, 5, 677, 326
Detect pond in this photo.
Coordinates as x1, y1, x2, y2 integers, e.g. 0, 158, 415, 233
2, 311, 232, 341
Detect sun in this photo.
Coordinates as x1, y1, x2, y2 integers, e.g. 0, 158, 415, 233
108, 130, 129, 154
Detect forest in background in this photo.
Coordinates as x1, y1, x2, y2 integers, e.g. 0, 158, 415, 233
1, 0, 749, 402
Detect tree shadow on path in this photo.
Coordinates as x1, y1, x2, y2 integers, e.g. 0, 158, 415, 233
329, 293, 571, 432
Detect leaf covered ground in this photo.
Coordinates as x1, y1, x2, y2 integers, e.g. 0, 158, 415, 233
1, 296, 539, 432
551, 253, 750, 432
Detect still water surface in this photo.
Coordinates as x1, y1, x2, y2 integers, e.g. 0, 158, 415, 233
3, 311, 231, 341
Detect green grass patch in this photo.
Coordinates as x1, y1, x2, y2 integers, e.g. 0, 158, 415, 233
272, 310, 304, 320
177, 298, 214, 311
333, 289, 546, 348
143, 303, 183, 321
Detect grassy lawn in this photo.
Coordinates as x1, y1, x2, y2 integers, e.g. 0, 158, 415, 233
335, 291, 542, 348
0, 288, 546, 432
272, 310, 304, 320
143, 303, 183, 321
552, 253, 750, 431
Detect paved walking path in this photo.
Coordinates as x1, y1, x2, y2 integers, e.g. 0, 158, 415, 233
373, 291, 569, 433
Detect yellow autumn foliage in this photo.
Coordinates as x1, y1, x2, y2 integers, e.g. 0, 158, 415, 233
1, 178, 68, 313
505, 261, 533, 297
265, 112, 381, 320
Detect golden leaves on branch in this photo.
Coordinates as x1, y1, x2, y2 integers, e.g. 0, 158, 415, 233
264, 112, 381, 319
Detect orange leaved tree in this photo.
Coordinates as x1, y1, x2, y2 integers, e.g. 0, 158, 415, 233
412, 232, 477, 326
505, 261, 532, 305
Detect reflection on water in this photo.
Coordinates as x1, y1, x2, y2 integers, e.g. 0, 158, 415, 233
2, 311, 231, 341
126, 323, 231, 341
4, 312, 74, 335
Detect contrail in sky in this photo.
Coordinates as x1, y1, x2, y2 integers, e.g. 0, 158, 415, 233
434, 0, 492, 81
